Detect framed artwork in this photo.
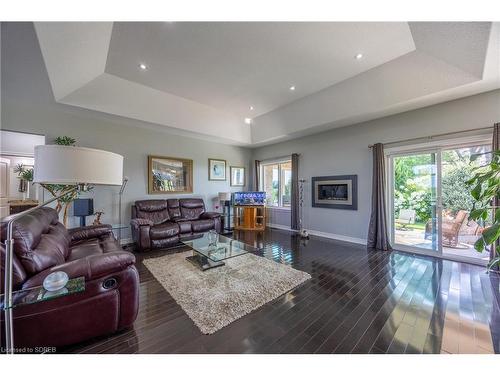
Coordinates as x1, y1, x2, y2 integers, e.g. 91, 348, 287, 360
230, 166, 245, 186
208, 158, 227, 181
148, 155, 193, 194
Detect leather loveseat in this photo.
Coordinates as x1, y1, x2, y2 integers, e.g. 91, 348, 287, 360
0, 207, 139, 350
130, 198, 221, 252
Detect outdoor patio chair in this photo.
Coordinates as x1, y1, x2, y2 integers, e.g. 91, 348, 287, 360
395, 209, 416, 230
424, 210, 468, 248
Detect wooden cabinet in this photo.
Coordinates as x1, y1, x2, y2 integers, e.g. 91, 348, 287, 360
9, 200, 39, 215
233, 205, 266, 231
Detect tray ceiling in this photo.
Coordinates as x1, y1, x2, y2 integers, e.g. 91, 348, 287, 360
34, 22, 499, 146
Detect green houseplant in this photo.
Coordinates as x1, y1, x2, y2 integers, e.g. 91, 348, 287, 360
467, 150, 500, 270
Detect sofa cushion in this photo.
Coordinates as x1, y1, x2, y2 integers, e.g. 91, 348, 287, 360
6, 207, 71, 275
67, 239, 103, 261
135, 200, 170, 225
191, 219, 215, 233
151, 237, 180, 249
177, 221, 193, 234
150, 222, 180, 240
179, 198, 205, 220
0, 243, 27, 290
67, 234, 121, 262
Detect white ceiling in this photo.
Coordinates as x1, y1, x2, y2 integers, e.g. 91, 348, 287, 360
106, 22, 415, 117
34, 22, 500, 146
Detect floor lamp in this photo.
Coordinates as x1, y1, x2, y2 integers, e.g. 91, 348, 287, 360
3, 145, 123, 354
118, 176, 129, 243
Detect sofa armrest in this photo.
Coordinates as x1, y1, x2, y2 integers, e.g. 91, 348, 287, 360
23, 251, 136, 289
68, 224, 112, 242
200, 211, 221, 219
130, 218, 153, 229
130, 218, 153, 251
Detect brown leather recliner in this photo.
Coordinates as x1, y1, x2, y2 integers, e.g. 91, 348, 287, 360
0, 207, 139, 350
130, 198, 221, 252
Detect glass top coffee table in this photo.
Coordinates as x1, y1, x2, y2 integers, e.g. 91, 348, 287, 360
181, 232, 255, 271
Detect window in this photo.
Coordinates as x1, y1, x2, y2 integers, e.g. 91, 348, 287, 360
260, 160, 292, 207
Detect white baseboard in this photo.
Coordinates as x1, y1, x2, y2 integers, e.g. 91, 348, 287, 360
267, 223, 367, 246
267, 223, 297, 232
305, 229, 367, 245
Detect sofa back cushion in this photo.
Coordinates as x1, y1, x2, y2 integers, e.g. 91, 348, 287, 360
179, 198, 206, 220
5, 207, 71, 275
0, 243, 27, 290
134, 200, 170, 225
167, 199, 181, 219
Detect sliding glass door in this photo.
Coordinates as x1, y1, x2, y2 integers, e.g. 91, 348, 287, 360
388, 140, 491, 265
390, 151, 440, 253
440, 145, 491, 263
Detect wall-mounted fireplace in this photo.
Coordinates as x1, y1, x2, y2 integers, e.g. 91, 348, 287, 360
312, 175, 358, 210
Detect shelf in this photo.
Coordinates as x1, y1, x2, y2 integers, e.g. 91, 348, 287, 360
233, 205, 267, 231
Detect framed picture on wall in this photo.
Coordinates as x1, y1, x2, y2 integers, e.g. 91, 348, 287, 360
148, 155, 193, 194
230, 166, 245, 186
208, 158, 227, 181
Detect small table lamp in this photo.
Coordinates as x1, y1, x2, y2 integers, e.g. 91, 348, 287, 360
3, 145, 123, 354
218, 192, 232, 234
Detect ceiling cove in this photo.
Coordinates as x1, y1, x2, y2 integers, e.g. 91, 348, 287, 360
34, 22, 499, 146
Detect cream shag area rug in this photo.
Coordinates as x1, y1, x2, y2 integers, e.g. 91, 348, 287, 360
143, 251, 311, 334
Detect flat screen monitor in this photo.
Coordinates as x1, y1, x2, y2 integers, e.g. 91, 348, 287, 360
233, 191, 266, 206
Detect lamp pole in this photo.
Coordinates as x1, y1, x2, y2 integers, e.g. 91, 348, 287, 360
3, 185, 80, 354
118, 177, 129, 244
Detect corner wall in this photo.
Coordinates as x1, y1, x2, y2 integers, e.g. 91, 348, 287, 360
251, 89, 500, 243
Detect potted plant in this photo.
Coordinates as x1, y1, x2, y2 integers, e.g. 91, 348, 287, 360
467, 150, 500, 271
13, 164, 34, 200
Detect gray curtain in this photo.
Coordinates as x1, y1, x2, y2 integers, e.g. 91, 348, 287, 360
367, 143, 392, 250
254, 160, 261, 191
291, 153, 299, 230
491, 123, 499, 266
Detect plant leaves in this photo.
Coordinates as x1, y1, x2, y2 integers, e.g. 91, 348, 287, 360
469, 208, 486, 221
474, 238, 485, 252
471, 183, 482, 200
482, 223, 500, 245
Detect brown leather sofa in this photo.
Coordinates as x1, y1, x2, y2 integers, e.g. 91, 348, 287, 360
130, 198, 221, 252
0, 207, 139, 350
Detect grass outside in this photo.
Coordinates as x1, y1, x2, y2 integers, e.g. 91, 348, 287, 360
396, 222, 426, 231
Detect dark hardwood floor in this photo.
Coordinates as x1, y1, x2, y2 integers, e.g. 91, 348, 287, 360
62, 228, 500, 354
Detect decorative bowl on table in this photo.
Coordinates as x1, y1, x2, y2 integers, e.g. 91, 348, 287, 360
43, 271, 69, 292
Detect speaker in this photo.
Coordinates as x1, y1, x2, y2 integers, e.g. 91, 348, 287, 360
74, 199, 94, 216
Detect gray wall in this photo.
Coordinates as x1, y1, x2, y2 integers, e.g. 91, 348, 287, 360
252, 89, 500, 242
3, 22, 500, 245
1, 22, 252, 240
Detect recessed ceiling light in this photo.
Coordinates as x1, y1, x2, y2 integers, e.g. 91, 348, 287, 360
355, 53, 363, 60
244, 118, 252, 125
138, 63, 148, 70
289, 85, 296, 91
249, 106, 254, 111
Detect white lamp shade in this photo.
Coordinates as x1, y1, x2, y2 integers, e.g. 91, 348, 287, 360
34, 145, 123, 185
218, 192, 231, 201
